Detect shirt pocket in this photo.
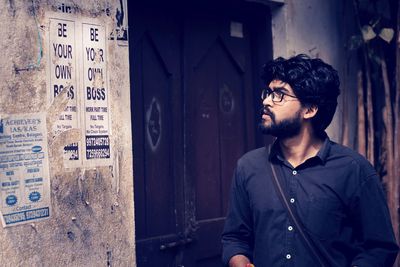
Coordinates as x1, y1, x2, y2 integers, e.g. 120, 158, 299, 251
303, 196, 344, 240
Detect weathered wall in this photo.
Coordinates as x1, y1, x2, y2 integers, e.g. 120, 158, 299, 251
0, 1, 135, 266
270, 0, 358, 145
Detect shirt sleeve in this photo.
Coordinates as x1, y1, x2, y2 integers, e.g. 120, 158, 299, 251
350, 175, 399, 267
221, 164, 254, 266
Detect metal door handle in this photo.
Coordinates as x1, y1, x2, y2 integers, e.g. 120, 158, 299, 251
159, 237, 193, 250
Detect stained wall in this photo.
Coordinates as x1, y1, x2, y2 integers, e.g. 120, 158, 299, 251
0, 0, 135, 266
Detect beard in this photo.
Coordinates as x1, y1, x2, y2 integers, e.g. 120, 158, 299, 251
259, 108, 302, 139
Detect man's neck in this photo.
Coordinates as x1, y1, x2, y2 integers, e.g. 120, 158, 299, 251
278, 127, 324, 168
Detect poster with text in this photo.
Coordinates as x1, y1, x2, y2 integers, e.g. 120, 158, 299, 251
82, 23, 111, 164
48, 18, 81, 167
0, 113, 51, 227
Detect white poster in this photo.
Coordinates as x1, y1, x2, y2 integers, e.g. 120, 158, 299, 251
48, 18, 80, 167
0, 113, 51, 227
47, 11, 112, 167
82, 23, 111, 163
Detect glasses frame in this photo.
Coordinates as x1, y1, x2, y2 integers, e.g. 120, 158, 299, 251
261, 88, 298, 104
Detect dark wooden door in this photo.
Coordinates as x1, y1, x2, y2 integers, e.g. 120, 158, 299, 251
130, 2, 270, 266
130, 6, 186, 267
182, 12, 256, 267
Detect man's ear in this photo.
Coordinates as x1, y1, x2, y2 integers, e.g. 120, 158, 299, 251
303, 105, 318, 119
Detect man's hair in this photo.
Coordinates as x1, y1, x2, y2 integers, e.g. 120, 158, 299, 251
261, 54, 341, 135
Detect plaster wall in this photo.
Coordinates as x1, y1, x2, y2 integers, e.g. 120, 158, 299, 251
271, 0, 358, 145
0, 1, 135, 266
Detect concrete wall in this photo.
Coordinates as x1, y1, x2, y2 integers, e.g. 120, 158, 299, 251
270, 0, 359, 145
0, 0, 135, 266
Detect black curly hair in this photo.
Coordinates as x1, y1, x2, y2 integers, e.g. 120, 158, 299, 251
261, 54, 341, 136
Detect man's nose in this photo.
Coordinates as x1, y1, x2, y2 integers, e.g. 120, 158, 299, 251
262, 94, 273, 106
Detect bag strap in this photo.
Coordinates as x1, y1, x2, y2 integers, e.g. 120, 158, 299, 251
268, 162, 329, 267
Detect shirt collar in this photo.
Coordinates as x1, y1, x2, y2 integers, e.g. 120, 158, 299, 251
315, 134, 330, 164
268, 133, 331, 165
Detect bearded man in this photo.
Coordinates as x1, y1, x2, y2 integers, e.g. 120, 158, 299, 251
221, 54, 399, 267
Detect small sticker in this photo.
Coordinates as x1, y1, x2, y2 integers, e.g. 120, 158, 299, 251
230, 21, 243, 38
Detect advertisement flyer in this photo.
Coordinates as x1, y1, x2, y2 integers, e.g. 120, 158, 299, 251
82, 23, 111, 163
48, 17, 81, 167
0, 113, 51, 227
46, 12, 113, 167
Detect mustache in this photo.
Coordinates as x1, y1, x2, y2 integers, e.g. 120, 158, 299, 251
260, 106, 275, 121
260, 106, 273, 116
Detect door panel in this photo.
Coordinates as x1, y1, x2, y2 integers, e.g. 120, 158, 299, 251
191, 41, 221, 221
189, 39, 246, 221
217, 39, 246, 214
185, 15, 253, 266
131, 7, 184, 266
142, 34, 175, 237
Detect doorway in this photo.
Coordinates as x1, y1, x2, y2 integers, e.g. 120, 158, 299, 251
129, 1, 272, 266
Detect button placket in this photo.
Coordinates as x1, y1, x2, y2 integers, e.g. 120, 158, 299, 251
283, 165, 296, 265
288, 168, 297, 206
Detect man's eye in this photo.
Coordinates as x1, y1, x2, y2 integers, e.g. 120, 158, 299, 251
274, 91, 284, 98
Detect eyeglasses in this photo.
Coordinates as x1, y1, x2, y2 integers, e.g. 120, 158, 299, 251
261, 88, 298, 103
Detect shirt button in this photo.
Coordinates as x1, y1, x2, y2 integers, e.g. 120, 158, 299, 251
292, 170, 297, 175
286, 254, 292, 260
288, 226, 293, 231
290, 198, 295, 203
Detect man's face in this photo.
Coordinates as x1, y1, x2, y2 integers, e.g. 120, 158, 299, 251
259, 80, 304, 138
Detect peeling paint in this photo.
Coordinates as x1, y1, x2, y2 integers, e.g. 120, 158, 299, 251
7, 0, 16, 17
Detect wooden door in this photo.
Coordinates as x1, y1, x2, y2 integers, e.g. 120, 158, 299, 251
130, 6, 186, 267
183, 12, 256, 267
130, 2, 270, 266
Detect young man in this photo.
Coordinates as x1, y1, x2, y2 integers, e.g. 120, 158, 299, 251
221, 54, 399, 267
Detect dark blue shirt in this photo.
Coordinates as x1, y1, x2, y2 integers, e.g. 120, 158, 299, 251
222, 137, 398, 266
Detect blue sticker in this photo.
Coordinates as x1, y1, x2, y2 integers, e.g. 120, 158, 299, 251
29, 191, 41, 202
6, 195, 17, 206
31, 146, 42, 153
